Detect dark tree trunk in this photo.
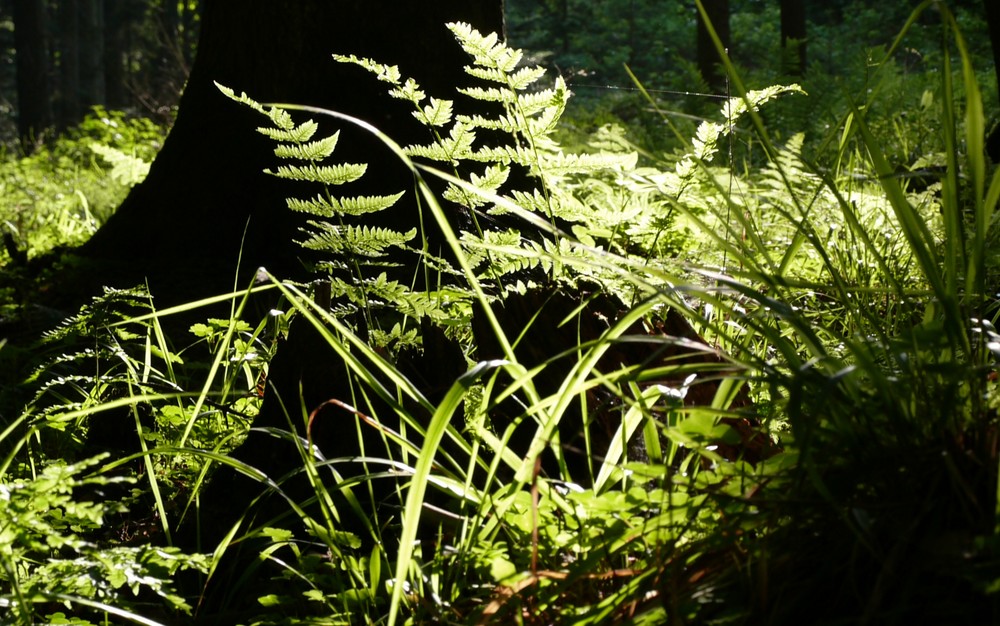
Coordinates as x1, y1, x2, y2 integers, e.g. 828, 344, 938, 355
56, 0, 80, 129
77, 0, 105, 112
149, 0, 183, 112
12, 0, 52, 150
180, 1, 201, 66
102, 0, 129, 109
985, 0, 1000, 161
160, 2, 508, 606
77, 0, 506, 308
696, 0, 730, 91
780, 0, 807, 77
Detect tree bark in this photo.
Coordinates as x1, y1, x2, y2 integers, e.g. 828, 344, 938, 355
102, 0, 129, 109
985, 0, 1000, 161
77, 0, 105, 112
696, 0, 730, 91
77, 0, 506, 307
780, 0, 807, 77
12, 0, 53, 150
56, 0, 80, 129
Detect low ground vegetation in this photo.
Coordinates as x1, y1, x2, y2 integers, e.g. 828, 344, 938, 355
1, 5, 1000, 624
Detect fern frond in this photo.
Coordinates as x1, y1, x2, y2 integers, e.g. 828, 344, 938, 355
723, 84, 805, 122
456, 86, 514, 104
299, 223, 416, 257
464, 67, 509, 85
508, 66, 547, 91
415, 98, 453, 128
333, 54, 402, 85
457, 113, 521, 134
540, 151, 639, 177
286, 192, 404, 217
273, 132, 340, 161
404, 123, 476, 163
503, 189, 555, 215
90, 144, 150, 187
508, 88, 564, 117
267, 163, 367, 185
447, 22, 523, 72
216, 83, 266, 114
257, 119, 318, 143
443, 165, 509, 209
388, 78, 426, 105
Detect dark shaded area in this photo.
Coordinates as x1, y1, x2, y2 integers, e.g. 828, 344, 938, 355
986, 0, 1000, 162
12, 0, 52, 149
473, 287, 774, 475
696, 0, 731, 90
780, 0, 807, 76
76, 0, 507, 310
186, 283, 774, 619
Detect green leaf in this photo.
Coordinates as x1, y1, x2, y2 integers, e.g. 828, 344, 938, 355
267, 162, 367, 185
273, 131, 340, 161
416, 98, 453, 127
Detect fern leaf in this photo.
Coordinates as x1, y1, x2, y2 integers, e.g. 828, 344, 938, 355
448, 23, 523, 72
257, 119, 318, 143
299, 223, 415, 257
508, 66, 547, 91
218, 82, 296, 131
90, 144, 150, 187
457, 113, 520, 134
273, 132, 340, 161
286, 192, 404, 217
539, 151, 638, 177
267, 163, 367, 185
464, 67, 508, 85
333, 54, 402, 85
388, 78, 426, 105
456, 86, 514, 104
216, 83, 265, 114
404, 123, 476, 162
415, 98, 453, 127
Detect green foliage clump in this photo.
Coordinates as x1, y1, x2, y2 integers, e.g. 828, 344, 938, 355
0, 108, 163, 265
0, 454, 208, 624
4, 3, 1000, 624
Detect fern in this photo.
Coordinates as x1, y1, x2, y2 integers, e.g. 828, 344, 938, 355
217, 84, 409, 263
227, 24, 806, 348
298, 223, 416, 257
90, 144, 150, 188
286, 192, 405, 217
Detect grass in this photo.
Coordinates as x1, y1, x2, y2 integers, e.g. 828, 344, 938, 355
1, 3, 1000, 624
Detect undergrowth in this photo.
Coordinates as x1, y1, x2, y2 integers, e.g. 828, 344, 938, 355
0, 108, 164, 267
2, 2, 1000, 624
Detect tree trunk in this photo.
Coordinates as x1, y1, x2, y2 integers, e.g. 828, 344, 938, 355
985, 0, 1000, 161
12, 0, 52, 150
780, 0, 807, 77
77, 0, 506, 307
102, 0, 129, 109
149, 0, 183, 112
56, 0, 80, 129
696, 0, 730, 91
78, 0, 105, 112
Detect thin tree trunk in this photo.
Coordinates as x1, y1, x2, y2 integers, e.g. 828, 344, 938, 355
12, 0, 52, 149
150, 0, 182, 110
78, 0, 105, 112
986, 0, 1000, 161
696, 0, 730, 91
780, 0, 807, 76
181, 1, 201, 66
57, 0, 80, 128
103, 0, 128, 108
